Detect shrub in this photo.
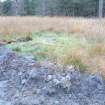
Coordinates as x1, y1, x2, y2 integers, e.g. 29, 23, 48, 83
59, 50, 87, 71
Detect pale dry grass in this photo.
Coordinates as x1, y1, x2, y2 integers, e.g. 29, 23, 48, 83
0, 16, 105, 36
1, 16, 105, 76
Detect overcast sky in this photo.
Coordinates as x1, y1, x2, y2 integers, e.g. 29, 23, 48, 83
0, 0, 7, 2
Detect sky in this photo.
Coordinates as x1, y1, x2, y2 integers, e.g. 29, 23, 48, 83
0, 0, 7, 2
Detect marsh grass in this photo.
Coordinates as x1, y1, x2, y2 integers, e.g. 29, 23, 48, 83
0, 16, 105, 36
0, 16, 105, 75
6, 31, 105, 75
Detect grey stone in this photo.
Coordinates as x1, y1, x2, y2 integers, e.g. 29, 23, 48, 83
54, 100, 60, 105
0, 47, 105, 105
53, 78, 60, 86
86, 72, 104, 90
21, 79, 27, 85
0, 100, 11, 105
60, 77, 71, 90
28, 69, 41, 80
46, 75, 53, 82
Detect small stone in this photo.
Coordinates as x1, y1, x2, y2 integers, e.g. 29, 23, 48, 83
69, 94, 72, 98
18, 72, 22, 76
54, 100, 59, 105
66, 65, 75, 71
87, 72, 104, 89
0, 81, 7, 88
47, 88, 56, 96
69, 70, 81, 81
36, 89, 41, 94
66, 74, 71, 80
61, 77, 71, 89
42, 86, 56, 96
53, 78, 60, 85
21, 79, 27, 85
33, 100, 40, 105
0, 100, 11, 105
28, 69, 41, 80
46, 75, 53, 82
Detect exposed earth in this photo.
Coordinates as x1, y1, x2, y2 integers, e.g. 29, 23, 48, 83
0, 47, 105, 105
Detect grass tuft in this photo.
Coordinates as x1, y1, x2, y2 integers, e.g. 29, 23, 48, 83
89, 44, 105, 56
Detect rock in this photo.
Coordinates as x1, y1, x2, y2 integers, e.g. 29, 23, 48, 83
46, 88, 57, 96
45, 75, 53, 82
54, 100, 60, 105
0, 41, 6, 46
42, 86, 56, 96
0, 100, 11, 105
60, 77, 71, 91
53, 78, 60, 85
21, 79, 27, 85
0, 47, 105, 105
18, 72, 22, 76
0, 81, 8, 97
35, 88, 41, 94
28, 69, 40, 80
0, 47, 11, 63
69, 69, 81, 81
65, 74, 71, 81
0, 80, 8, 87
66, 65, 75, 71
87, 72, 104, 90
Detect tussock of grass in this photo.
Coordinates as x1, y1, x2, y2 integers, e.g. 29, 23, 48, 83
59, 51, 87, 71
89, 43, 105, 56
6, 31, 102, 74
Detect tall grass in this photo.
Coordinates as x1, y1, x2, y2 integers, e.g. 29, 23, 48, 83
0, 16, 105, 76
0, 16, 105, 36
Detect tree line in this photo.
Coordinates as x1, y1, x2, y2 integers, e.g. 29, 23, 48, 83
0, 0, 104, 17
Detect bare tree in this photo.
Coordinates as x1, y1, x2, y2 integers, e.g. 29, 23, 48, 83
12, 0, 24, 15
13, 0, 18, 15
0, 0, 2, 15
99, 0, 103, 18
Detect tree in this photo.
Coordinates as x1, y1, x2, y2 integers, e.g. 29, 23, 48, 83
0, 0, 105, 17
24, 0, 37, 15
12, 0, 25, 15
36, 0, 48, 16
0, 0, 2, 15
99, 0, 103, 18
2, 0, 12, 15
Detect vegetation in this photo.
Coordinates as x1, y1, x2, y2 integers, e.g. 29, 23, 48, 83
0, 17, 105, 36
0, 16, 105, 75
0, 0, 105, 17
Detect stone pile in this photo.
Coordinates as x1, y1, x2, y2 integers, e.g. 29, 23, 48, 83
0, 47, 105, 105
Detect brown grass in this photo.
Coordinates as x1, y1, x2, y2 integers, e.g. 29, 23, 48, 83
0, 16, 105, 75
89, 43, 105, 56
0, 16, 105, 36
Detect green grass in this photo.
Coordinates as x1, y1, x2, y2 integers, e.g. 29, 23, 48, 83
6, 32, 90, 69
5, 32, 105, 74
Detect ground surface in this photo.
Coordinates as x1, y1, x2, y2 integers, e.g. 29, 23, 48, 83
5, 32, 105, 75
0, 47, 105, 105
